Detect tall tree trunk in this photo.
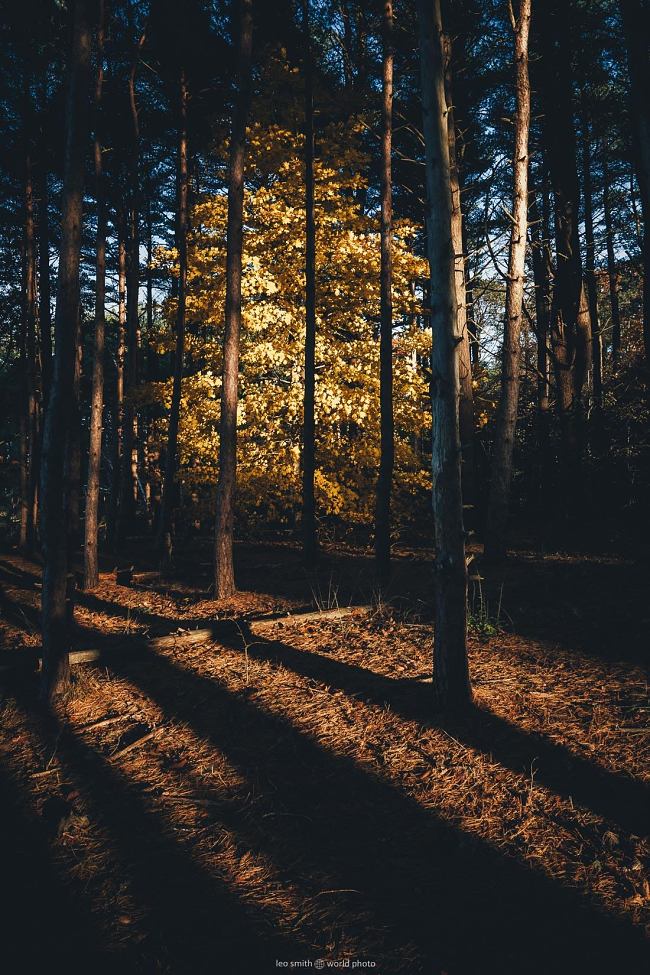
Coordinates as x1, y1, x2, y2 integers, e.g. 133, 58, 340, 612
20, 110, 38, 552
375, 0, 394, 586
484, 0, 532, 561
530, 182, 552, 543
603, 156, 622, 369
84, 0, 106, 590
159, 68, 189, 567
108, 225, 127, 548
40, 0, 91, 701
620, 0, 650, 369
416, 0, 471, 708
38, 152, 52, 408
213, 0, 253, 598
581, 111, 602, 405
443, 33, 476, 514
301, 0, 318, 563
117, 29, 145, 542
66, 309, 83, 551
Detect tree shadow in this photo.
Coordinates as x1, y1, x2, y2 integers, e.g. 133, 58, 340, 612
5, 679, 311, 975
100, 644, 648, 974
224, 624, 649, 838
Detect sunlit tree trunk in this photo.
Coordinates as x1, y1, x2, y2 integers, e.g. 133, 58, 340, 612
301, 0, 318, 563
40, 0, 91, 702
416, 0, 471, 708
603, 156, 622, 369
375, 0, 394, 586
84, 0, 106, 590
159, 68, 189, 567
484, 0, 532, 561
214, 0, 253, 597
443, 33, 476, 514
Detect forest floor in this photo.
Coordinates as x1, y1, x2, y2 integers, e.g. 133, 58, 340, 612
0, 540, 648, 974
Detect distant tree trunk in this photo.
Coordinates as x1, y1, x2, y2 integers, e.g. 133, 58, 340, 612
159, 68, 189, 567
484, 0, 532, 561
214, 0, 253, 598
581, 111, 602, 405
603, 156, 622, 369
40, 0, 91, 702
443, 33, 476, 513
84, 0, 106, 590
620, 0, 650, 368
416, 0, 471, 708
108, 225, 127, 548
375, 0, 394, 586
301, 0, 318, 563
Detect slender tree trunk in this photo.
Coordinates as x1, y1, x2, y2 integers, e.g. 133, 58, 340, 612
581, 111, 602, 405
21, 116, 38, 551
620, 0, 650, 368
301, 0, 318, 563
375, 0, 394, 585
38, 151, 52, 408
214, 0, 253, 597
66, 309, 83, 550
40, 0, 91, 702
443, 33, 476, 513
603, 156, 622, 369
159, 68, 189, 567
484, 0, 532, 560
529, 182, 552, 543
108, 225, 127, 548
84, 0, 106, 590
416, 0, 471, 708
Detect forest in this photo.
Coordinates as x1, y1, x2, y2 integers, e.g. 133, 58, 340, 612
0, 0, 648, 971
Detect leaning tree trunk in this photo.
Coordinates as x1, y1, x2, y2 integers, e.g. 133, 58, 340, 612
416, 0, 471, 708
214, 0, 253, 597
301, 0, 318, 563
619, 0, 650, 369
484, 0, 532, 561
375, 0, 394, 586
159, 68, 189, 568
84, 0, 106, 590
40, 0, 91, 701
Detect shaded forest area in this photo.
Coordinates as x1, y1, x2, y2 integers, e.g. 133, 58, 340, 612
0, 0, 648, 972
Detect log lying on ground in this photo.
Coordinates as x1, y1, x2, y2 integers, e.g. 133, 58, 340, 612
0, 603, 372, 673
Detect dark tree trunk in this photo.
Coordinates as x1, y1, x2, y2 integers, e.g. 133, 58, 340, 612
66, 309, 83, 551
214, 0, 253, 598
40, 0, 91, 702
375, 0, 394, 586
484, 0, 532, 561
20, 109, 38, 552
301, 0, 318, 563
581, 111, 602, 405
620, 0, 650, 369
108, 224, 127, 548
443, 33, 476, 514
603, 156, 622, 369
530, 182, 552, 542
159, 68, 189, 568
37, 157, 52, 408
84, 0, 106, 590
416, 0, 471, 709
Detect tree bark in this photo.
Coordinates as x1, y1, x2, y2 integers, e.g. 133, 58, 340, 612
214, 0, 253, 598
84, 0, 106, 590
159, 68, 189, 567
40, 0, 92, 702
301, 0, 318, 563
484, 0, 532, 560
603, 156, 622, 369
581, 111, 602, 405
375, 0, 394, 586
20, 100, 38, 552
443, 33, 476, 515
619, 0, 650, 369
108, 223, 127, 549
37, 151, 52, 408
529, 182, 552, 542
416, 0, 471, 708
